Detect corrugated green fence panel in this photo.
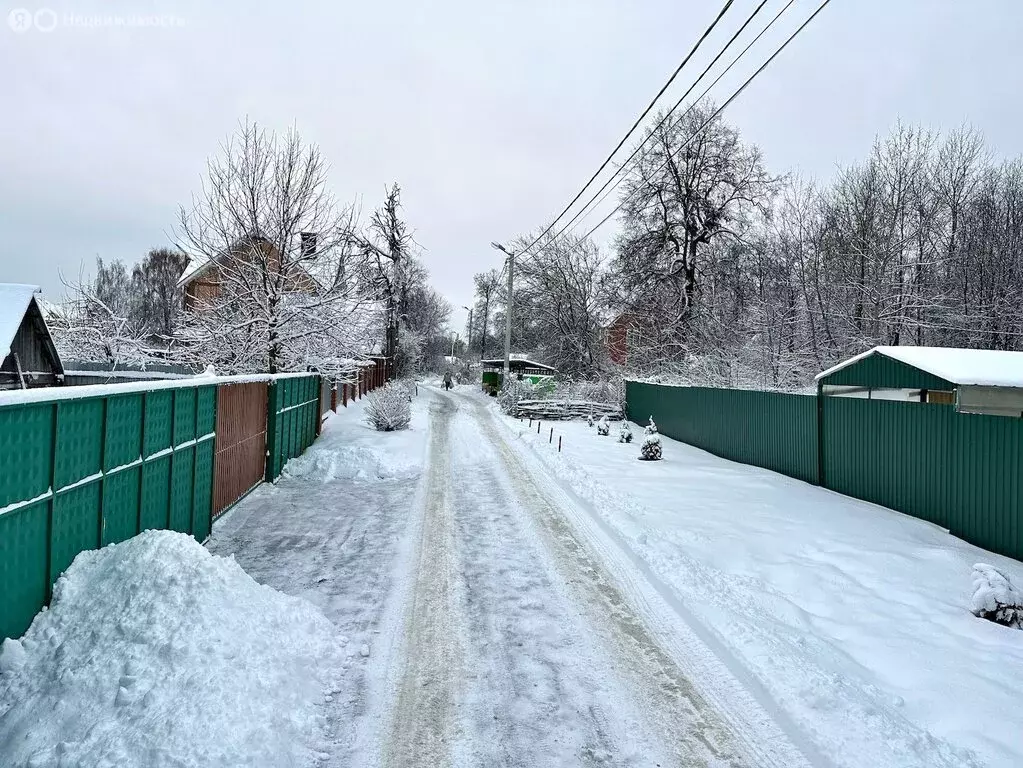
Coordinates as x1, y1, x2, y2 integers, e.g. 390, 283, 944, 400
196, 386, 216, 436
101, 467, 141, 546
169, 448, 194, 534
0, 380, 236, 641
821, 397, 1023, 562
140, 456, 171, 531
144, 390, 173, 457
192, 439, 214, 542
104, 394, 143, 471
50, 481, 102, 583
0, 404, 54, 509
262, 375, 320, 482
625, 382, 819, 484
173, 388, 197, 446
0, 500, 50, 641
54, 399, 104, 489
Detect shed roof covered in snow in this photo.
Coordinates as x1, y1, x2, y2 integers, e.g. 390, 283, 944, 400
0, 284, 39, 358
816, 346, 1023, 390
0, 284, 64, 390
480, 357, 557, 374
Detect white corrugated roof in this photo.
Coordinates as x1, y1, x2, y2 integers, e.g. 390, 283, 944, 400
816, 346, 1023, 388
0, 283, 41, 358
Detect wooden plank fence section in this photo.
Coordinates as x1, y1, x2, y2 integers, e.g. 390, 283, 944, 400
212, 382, 267, 520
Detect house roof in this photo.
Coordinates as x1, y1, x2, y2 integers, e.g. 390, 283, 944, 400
816, 346, 1023, 389
177, 235, 273, 288
0, 284, 41, 358
480, 357, 557, 372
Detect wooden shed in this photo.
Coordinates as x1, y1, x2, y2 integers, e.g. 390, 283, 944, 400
0, 284, 64, 390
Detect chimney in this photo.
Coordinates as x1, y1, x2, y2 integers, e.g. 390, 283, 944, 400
300, 232, 317, 257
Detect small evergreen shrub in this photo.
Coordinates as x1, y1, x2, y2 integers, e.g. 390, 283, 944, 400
639, 416, 662, 460
596, 416, 610, 436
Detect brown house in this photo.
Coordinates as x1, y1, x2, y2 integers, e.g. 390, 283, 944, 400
604, 312, 646, 366
179, 234, 319, 310
0, 284, 64, 390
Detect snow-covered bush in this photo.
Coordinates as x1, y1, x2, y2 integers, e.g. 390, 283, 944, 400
639, 416, 662, 461
587, 413, 595, 428
497, 377, 537, 414
971, 564, 1023, 629
596, 416, 610, 436
364, 383, 412, 431
618, 422, 633, 443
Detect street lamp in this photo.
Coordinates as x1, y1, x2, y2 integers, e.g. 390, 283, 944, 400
490, 241, 514, 379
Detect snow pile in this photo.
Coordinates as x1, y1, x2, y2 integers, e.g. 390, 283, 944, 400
0, 530, 341, 768
364, 383, 412, 431
971, 564, 1023, 629
280, 407, 424, 484
282, 440, 420, 483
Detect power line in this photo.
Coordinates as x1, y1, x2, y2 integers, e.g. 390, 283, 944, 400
515, 0, 737, 259
576, 0, 833, 244
552, 0, 798, 245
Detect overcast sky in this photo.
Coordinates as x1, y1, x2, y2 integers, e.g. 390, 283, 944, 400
2, 0, 1021, 333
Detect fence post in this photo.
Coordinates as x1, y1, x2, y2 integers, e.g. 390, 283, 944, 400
331, 381, 338, 412
342, 382, 348, 408
264, 380, 278, 482
816, 380, 826, 487
549, 427, 553, 444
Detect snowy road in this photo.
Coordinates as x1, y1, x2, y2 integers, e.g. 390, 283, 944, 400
212, 388, 821, 767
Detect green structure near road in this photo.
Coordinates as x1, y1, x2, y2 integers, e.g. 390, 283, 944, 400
480, 357, 557, 395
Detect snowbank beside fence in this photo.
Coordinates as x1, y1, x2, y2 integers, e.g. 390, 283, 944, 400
494, 408, 1023, 768
0, 530, 342, 768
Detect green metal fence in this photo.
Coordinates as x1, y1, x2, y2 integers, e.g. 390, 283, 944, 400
1, 372, 325, 642
0, 384, 216, 642
822, 397, 1023, 561
265, 374, 321, 481
626, 381, 1023, 562
626, 382, 819, 484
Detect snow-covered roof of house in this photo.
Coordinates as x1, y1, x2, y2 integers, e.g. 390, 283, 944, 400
816, 346, 1023, 388
480, 357, 557, 372
0, 283, 41, 358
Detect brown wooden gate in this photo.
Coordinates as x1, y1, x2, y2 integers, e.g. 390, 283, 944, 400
212, 381, 268, 519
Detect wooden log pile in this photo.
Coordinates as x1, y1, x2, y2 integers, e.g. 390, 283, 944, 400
512, 399, 623, 421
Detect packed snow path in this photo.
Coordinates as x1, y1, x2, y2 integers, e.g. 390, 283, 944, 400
213, 389, 820, 767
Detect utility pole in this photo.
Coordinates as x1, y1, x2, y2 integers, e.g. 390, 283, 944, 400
462, 306, 473, 360
491, 242, 515, 380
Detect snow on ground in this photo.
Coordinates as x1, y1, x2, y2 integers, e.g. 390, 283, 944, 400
494, 403, 1023, 768
0, 530, 341, 768
209, 392, 432, 767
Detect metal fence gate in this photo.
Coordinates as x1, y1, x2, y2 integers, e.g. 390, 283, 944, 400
212, 381, 268, 520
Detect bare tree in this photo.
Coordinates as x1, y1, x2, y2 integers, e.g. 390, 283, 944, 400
609, 101, 775, 355
176, 120, 374, 373
357, 183, 414, 370
471, 269, 501, 359
131, 247, 189, 337
507, 230, 608, 377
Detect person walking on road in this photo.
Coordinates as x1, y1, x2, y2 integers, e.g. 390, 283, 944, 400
443, 371, 453, 391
